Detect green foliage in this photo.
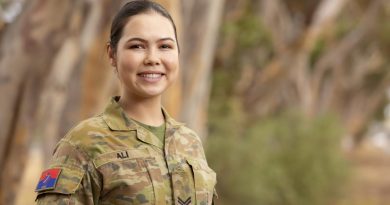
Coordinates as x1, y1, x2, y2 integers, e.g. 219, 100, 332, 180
309, 37, 326, 68
207, 109, 348, 205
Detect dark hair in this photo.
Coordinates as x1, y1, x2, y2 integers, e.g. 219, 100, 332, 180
109, 0, 179, 52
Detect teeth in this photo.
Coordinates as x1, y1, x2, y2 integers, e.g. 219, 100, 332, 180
139, 73, 162, 78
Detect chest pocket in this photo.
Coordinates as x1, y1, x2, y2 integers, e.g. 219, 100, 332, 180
93, 148, 156, 205
171, 159, 217, 205
187, 159, 217, 205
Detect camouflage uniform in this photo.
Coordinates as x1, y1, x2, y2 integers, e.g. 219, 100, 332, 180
35, 97, 217, 205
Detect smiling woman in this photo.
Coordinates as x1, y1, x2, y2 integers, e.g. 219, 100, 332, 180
109, 11, 179, 103
34, 1, 217, 205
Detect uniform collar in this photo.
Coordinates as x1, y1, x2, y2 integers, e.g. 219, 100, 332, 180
102, 96, 137, 131
102, 96, 184, 131
162, 107, 185, 128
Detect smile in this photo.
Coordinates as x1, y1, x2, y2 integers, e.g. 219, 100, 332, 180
138, 73, 164, 78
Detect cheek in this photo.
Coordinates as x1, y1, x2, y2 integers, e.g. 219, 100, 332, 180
169, 64, 179, 83
167, 61, 179, 82
164, 55, 179, 71
117, 59, 138, 81
118, 56, 139, 73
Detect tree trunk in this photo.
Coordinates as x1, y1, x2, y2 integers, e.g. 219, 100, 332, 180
179, 0, 225, 139
0, 0, 121, 203
0, 0, 81, 203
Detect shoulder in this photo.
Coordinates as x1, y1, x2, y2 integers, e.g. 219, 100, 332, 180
177, 125, 202, 141
64, 115, 109, 141
59, 115, 111, 158
44, 116, 108, 170
172, 125, 207, 159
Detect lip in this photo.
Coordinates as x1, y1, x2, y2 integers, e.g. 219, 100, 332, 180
137, 71, 165, 75
137, 71, 165, 83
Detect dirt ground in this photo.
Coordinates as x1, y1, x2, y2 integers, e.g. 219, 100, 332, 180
16, 140, 390, 205
334, 140, 390, 205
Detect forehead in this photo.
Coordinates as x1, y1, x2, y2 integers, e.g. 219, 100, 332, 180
121, 12, 175, 40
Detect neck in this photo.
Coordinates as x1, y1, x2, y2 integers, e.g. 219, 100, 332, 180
118, 93, 164, 126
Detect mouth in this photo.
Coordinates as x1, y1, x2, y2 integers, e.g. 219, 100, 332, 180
137, 73, 164, 78
137, 71, 165, 81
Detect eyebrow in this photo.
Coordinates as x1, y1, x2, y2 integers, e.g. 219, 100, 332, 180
126, 37, 176, 43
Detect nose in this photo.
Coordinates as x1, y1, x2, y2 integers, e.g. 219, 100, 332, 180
144, 48, 160, 66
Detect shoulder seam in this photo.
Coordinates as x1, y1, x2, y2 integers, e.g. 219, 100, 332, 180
60, 139, 93, 161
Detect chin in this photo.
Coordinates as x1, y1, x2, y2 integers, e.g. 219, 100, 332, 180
140, 89, 165, 98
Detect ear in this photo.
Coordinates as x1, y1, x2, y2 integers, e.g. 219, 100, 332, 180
107, 43, 117, 67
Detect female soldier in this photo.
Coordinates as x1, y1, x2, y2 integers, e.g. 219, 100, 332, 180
34, 1, 217, 204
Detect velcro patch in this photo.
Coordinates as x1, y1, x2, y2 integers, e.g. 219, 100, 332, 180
35, 168, 62, 192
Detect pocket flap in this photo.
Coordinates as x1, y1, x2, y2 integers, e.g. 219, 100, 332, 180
186, 158, 214, 173
186, 158, 217, 187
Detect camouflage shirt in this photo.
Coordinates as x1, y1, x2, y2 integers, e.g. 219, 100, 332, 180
35, 97, 217, 205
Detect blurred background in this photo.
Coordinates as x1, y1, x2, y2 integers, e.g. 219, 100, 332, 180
0, 0, 390, 204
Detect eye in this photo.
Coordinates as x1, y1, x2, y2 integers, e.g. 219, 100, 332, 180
129, 44, 144, 49
160, 44, 173, 49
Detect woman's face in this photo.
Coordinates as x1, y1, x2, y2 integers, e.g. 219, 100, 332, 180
109, 12, 179, 99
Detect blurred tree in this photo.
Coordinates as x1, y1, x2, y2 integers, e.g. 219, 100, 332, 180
177, 0, 225, 138
0, 0, 121, 204
214, 0, 390, 145
208, 0, 390, 204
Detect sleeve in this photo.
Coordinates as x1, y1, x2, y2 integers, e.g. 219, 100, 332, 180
35, 140, 101, 205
